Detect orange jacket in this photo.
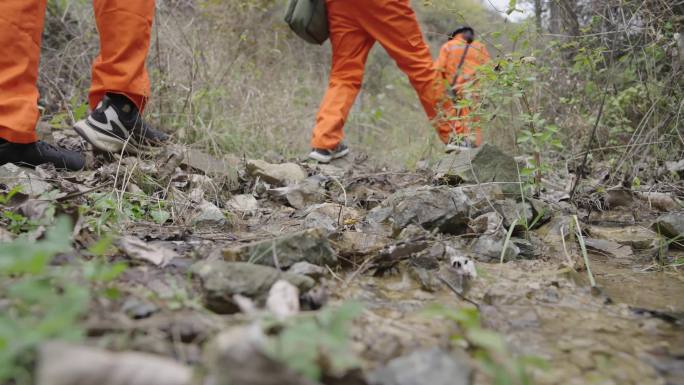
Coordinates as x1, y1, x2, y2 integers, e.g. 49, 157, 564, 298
435, 36, 491, 93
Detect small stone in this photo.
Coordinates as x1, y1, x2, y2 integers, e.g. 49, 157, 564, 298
469, 211, 503, 234
288, 261, 327, 280
193, 200, 226, 226
0, 163, 53, 196
471, 233, 520, 262
227, 194, 259, 213
246, 159, 307, 186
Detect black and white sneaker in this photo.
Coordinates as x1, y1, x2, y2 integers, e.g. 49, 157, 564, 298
73, 93, 169, 154
308, 142, 350, 163
0, 138, 84, 171
445, 136, 476, 154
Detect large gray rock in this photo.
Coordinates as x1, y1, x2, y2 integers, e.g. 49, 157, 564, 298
367, 348, 471, 385
223, 228, 337, 268
192, 200, 227, 226
247, 160, 307, 187
433, 143, 520, 195
368, 186, 471, 235
654, 212, 684, 240
471, 233, 521, 262
192, 261, 314, 314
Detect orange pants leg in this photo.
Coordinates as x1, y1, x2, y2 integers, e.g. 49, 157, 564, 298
89, 0, 155, 111
312, 2, 375, 150
0, 0, 46, 144
358, 0, 453, 143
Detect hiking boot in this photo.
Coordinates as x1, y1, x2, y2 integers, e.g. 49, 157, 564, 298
73, 93, 169, 153
0, 138, 85, 171
308, 142, 350, 163
445, 135, 476, 154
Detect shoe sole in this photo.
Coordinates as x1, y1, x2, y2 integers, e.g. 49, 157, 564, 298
74, 120, 138, 155
308, 148, 350, 163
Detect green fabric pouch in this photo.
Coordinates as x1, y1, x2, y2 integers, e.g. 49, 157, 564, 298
284, 0, 329, 45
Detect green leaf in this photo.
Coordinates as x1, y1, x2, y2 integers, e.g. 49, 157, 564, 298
150, 209, 171, 224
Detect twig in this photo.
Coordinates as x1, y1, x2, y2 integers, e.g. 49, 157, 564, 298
573, 215, 596, 287
438, 275, 480, 309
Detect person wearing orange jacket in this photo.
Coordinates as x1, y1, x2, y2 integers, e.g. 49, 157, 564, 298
308, 0, 455, 163
435, 26, 491, 152
0, 0, 167, 171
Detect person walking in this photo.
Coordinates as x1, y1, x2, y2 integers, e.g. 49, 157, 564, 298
308, 0, 454, 163
435, 26, 491, 152
0, 0, 167, 171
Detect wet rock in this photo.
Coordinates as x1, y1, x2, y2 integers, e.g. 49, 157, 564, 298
223, 228, 337, 268
228, 194, 259, 214
288, 261, 327, 280
193, 200, 226, 226
247, 159, 307, 187
36, 342, 192, 385
584, 238, 634, 259
370, 186, 470, 235
367, 348, 470, 385
0, 163, 53, 196
469, 211, 503, 234
471, 233, 520, 262
333, 231, 388, 256
204, 326, 317, 385
192, 260, 314, 314
433, 143, 519, 195
654, 212, 684, 240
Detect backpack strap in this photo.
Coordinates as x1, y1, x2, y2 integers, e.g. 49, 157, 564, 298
449, 43, 471, 88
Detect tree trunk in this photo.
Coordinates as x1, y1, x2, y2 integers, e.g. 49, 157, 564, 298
534, 0, 543, 34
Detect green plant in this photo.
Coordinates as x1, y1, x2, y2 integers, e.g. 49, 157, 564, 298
266, 302, 363, 380
423, 304, 547, 385
0, 217, 122, 384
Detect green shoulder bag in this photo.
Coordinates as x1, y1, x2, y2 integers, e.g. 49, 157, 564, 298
284, 0, 329, 45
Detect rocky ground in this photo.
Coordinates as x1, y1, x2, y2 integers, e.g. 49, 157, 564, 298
1, 140, 683, 385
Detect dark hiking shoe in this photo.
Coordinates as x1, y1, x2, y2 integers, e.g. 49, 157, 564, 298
73, 93, 168, 153
308, 142, 350, 163
445, 136, 476, 154
0, 138, 85, 171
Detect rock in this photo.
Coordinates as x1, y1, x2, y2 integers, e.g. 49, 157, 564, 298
116, 237, 179, 267
311, 163, 346, 179
247, 160, 307, 186
636, 192, 681, 212
204, 326, 318, 385
122, 297, 159, 319
587, 210, 636, 225
654, 212, 684, 244
371, 186, 471, 235
527, 198, 553, 227
192, 261, 314, 314
36, 342, 192, 385
469, 211, 503, 234
666, 159, 684, 176
288, 261, 327, 280
304, 203, 362, 224
584, 238, 634, 259
271, 176, 326, 209
367, 348, 470, 385
408, 266, 442, 292
333, 231, 389, 256
433, 143, 520, 195
182, 147, 239, 190
586, 225, 662, 250
303, 211, 338, 233
193, 200, 226, 226
228, 194, 259, 214
223, 228, 337, 269
471, 233, 520, 262
459, 184, 505, 215
266, 280, 300, 320
0, 163, 53, 196
493, 199, 534, 230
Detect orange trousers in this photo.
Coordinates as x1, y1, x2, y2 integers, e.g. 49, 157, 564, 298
312, 0, 452, 150
0, 0, 154, 144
